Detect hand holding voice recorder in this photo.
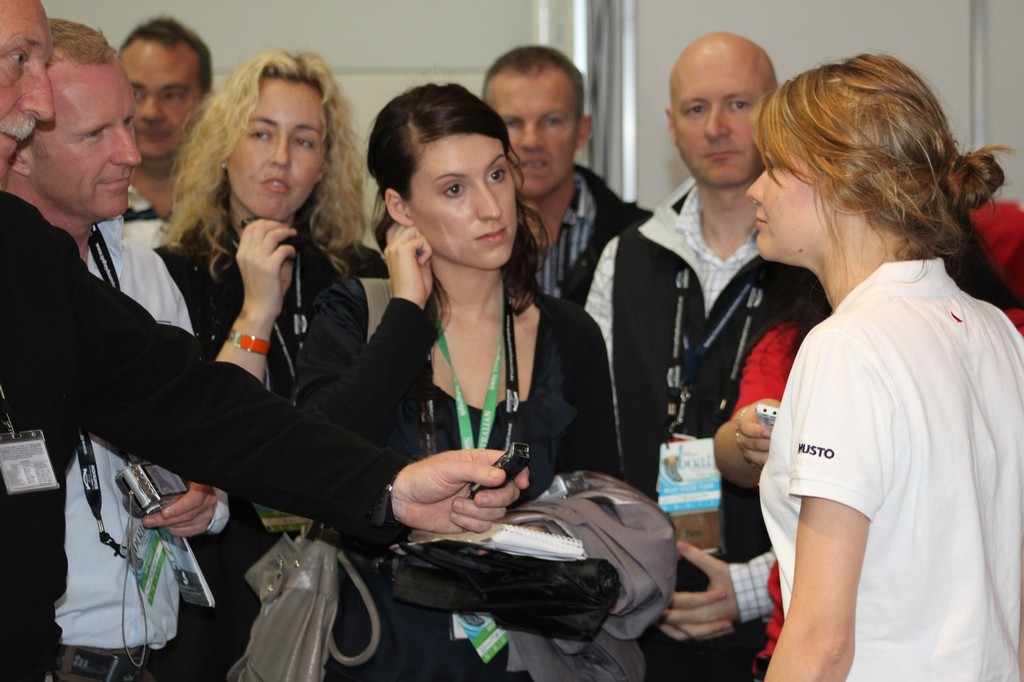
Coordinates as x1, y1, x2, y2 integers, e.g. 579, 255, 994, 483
468, 442, 530, 499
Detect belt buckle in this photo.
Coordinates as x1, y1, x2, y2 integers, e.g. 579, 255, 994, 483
106, 653, 144, 682
57, 645, 144, 682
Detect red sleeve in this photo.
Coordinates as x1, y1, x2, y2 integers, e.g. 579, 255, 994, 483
973, 201, 1024, 302
1003, 307, 1024, 337
759, 561, 785, 658
733, 323, 799, 416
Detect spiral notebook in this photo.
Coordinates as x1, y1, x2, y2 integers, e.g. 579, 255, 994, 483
407, 523, 586, 561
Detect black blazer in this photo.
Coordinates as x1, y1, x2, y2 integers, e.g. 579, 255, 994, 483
0, 193, 405, 681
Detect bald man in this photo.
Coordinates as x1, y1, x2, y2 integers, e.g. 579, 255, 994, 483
587, 33, 798, 681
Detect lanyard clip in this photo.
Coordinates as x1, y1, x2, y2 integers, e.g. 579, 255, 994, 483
666, 365, 682, 391
505, 388, 520, 414
667, 384, 692, 434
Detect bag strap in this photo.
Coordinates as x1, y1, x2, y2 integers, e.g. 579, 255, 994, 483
361, 278, 393, 342
322, 278, 390, 667
327, 549, 382, 667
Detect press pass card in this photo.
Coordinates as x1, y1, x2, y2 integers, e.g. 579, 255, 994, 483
451, 613, 508, 663
657, 437, 721, 513
658, 437, 723, 551
0, 430, 59, 494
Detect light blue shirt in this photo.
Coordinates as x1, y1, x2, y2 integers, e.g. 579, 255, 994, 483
55, 217, 229, 649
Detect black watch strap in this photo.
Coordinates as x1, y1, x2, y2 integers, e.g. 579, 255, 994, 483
368, 476, 399, 527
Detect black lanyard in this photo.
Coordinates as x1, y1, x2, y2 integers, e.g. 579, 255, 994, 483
89, 223, 120, 290
418, 296, 520, 456
0, 373, 15, 435
666, 265, 762, 436
76, 430, 127, 557
80, 226, 127, 556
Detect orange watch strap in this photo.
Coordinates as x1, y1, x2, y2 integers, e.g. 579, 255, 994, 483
228, 329, 271, 355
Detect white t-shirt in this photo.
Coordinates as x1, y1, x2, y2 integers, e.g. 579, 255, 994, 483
761, 259, 1024, 681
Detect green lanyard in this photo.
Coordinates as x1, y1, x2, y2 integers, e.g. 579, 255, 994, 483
435, 298, 505, 450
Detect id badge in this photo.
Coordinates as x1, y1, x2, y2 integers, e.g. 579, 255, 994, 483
252, 502, 311, 534
657, 436, 722, 551
130, 522, 167, 606
450, 612, 508, 663
0, 430, 60, 494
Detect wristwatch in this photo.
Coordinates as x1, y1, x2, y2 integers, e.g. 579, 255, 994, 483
368, 476, 399, 527
228, 329, 271, 355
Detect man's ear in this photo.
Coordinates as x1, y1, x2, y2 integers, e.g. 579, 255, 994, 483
8, 144, 35, 179
575, 114, 592, 151
384, 188, 415, 227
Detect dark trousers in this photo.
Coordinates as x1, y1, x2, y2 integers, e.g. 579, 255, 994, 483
147, 500, 276, 682
642, 636, 759, 682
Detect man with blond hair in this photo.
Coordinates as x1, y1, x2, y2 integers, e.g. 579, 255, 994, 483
0, 5, 525, 681
484, 45, 649, 304
4, 19, 226, 681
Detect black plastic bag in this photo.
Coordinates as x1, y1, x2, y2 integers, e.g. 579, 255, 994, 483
392, 540, 619, 639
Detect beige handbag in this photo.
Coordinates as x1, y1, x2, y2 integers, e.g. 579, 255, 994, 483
229, 278, 394, 681
227, 525, 380, 682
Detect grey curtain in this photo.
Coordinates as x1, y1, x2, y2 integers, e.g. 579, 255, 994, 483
586, 0, 627, 197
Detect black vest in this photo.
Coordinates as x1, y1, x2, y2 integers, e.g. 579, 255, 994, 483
611, 212, 800, 649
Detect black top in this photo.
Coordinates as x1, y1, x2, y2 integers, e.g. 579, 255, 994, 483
298, 282, 622, 501
158, 234, 385, 399
0, 193, 405, 682
295, 281, 622, 680
559, 165, 651, 306
611, 208, 804, 651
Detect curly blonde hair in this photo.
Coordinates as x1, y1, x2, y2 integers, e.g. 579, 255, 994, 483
752, 53, 1005, 262
164, 49, 366, 279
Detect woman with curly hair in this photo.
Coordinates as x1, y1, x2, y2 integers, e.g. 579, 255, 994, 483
151, 50, 383, 681
159, 48, 382, 394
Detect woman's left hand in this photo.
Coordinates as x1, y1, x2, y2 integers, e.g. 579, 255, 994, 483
235, 218, 298, 324
384, 224, 432, 308
733, 400, 776, 470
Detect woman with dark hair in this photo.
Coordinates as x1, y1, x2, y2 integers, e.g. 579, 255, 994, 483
744, 54, 1024, 680
296, 83, 622, 680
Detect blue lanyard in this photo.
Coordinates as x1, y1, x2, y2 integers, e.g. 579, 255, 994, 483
666, 266, 760, 434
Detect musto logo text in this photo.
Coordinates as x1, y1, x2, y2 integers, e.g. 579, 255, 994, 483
798, 443, 835, 459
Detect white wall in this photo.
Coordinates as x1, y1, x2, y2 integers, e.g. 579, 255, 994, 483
41, 0, 1023, 207
41, 1, 544, 154
983, 0, 1024, 202
633, 0, 1023, 206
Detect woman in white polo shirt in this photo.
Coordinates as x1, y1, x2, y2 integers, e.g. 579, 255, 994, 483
748, 53, 1024, 681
